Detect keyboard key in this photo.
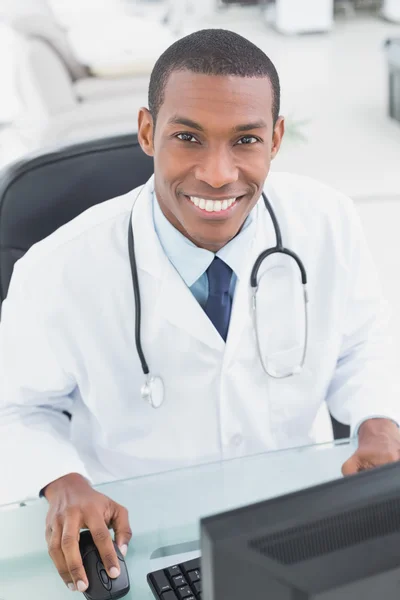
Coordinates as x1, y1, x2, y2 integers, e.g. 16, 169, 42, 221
166, 566, 182, 578
172, 575, 187, 588
161, 592, 179, 600
148, 560, 202, 600
193, 581, 201, 595
181, 559, 201, 574
187, 570, 200, 584
176, 586, 193, 599
150, 570, 172, 594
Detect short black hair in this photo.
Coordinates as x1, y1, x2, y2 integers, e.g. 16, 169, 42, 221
148, 28, 280, 128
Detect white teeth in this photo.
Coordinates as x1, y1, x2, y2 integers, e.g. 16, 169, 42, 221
205, 200, 214, 212
189, 197, 237, 212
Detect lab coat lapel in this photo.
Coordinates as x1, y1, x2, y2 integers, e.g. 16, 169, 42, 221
131, 178, 225, 353
159, 266, 225, 352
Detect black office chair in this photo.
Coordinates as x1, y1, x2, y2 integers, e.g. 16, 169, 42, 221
0, 133, 351, 440
0, 133, 154, 304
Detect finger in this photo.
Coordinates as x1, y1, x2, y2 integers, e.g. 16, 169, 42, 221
111, 504, 132, 557
341, 455, 360, 476
86, 517, 121, 579
45, 520, 53, 545
343, 450, 399, 476
47, 522, 77, 591
62, 514, 89, 593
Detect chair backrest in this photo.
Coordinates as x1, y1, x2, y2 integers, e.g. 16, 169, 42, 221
0, 133, 154, 304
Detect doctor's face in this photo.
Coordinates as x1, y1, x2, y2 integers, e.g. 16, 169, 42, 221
138, 70, 284, 252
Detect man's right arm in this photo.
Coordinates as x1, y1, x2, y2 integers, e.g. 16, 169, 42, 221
0, 258, 89, 504
0, 259, 132, 592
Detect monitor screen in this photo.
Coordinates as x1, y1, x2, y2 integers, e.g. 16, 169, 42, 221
201, 461, 400, 599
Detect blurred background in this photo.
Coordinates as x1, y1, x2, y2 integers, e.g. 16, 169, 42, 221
0, 0, 400, 339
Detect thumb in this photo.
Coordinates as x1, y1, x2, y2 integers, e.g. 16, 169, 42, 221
341, 453, 361, 476
111, 504, 132, 557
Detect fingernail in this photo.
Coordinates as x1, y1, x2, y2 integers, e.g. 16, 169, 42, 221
67, 583, 76, 591
120, 544, 128, 557
77, 581, 87, 592
109, 566, 120, 579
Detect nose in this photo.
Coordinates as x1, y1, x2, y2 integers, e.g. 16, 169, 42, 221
194, 146, 239, 189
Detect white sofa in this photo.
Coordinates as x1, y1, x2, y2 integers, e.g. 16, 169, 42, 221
3, 5, 175, 154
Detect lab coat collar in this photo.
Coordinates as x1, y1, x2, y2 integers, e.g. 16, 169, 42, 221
129, 176, 168, 281
130, 176, 225, 352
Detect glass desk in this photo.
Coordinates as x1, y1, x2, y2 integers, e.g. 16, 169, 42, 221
0, 439, 356, 600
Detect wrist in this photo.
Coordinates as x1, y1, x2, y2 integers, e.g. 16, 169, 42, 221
358, 418, 399, 441
43, 473, 90, 501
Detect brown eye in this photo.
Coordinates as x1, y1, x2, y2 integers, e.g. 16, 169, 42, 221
177, 133, 198, 143
236, 136, 258, 145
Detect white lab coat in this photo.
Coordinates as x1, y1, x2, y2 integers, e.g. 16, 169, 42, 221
1, 172, 400, 504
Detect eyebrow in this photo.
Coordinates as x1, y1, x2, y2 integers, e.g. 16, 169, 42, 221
167, 116, 204, 132
234, 120, 268, 133
167, 116, 268, 133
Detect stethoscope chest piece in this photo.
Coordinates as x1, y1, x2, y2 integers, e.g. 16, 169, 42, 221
141, 375, 165, 409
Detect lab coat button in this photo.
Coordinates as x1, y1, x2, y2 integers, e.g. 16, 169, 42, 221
231, 434, 243, 447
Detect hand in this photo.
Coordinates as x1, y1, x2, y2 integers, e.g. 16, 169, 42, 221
342, 418, 400, 476
43, 473, 132, 593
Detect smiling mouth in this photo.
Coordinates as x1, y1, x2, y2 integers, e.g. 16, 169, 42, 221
185, 195, 244, 213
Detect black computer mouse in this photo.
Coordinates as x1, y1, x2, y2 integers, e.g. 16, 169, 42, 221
79, 529, 130, 600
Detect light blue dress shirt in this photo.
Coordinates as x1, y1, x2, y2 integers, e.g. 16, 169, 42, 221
152, 194, 256, 308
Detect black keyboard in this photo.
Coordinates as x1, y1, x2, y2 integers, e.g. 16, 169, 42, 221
147, 558, 201, 600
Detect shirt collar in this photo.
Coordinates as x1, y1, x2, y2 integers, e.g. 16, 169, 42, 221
152, 193, 257, 287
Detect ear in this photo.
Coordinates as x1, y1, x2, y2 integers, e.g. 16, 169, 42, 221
271, 116, 285, 160
138, 108, 155, 157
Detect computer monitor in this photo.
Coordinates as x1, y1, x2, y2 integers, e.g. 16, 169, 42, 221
200, 461, 400, 599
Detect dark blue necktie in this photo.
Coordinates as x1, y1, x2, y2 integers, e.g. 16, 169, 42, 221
204, 257, 233, 341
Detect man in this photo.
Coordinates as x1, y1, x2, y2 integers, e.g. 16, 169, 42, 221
1, 29, 400, 593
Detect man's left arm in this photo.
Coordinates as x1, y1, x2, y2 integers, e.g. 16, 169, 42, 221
324, 198, 400, 475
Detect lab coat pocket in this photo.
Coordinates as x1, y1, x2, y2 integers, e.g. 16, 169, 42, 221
266, 340, 338, 447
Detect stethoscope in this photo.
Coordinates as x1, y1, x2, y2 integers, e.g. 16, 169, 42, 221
128, 190, 309, 409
